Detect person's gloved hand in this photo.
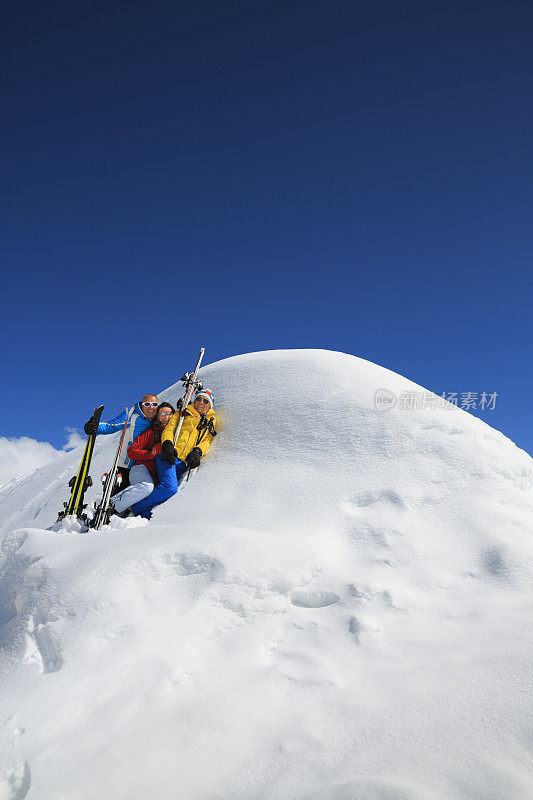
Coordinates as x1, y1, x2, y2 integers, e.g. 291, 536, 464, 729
161, 440, 177, 465
185, 447, 202, 469
84, 417, 99, 436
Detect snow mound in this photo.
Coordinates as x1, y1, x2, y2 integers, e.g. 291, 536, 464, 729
0, 349, 532, 800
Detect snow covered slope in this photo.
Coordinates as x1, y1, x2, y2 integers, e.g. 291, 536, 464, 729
1, 349, 532, 800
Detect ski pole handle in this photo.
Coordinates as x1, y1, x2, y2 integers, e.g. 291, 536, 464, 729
172, 348, 205, 446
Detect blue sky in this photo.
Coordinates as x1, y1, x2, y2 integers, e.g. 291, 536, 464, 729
1, 0, 531, 455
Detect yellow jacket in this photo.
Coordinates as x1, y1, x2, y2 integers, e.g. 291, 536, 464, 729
161, 404, 217, 462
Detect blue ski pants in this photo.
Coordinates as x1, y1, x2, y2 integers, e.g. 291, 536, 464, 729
112, 464, 154, 514
131, 454, 187, 520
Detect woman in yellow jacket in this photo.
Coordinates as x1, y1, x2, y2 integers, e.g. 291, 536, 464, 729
130, 389, 217, 519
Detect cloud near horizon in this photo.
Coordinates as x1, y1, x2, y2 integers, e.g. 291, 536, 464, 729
0, 428, 84, 484
64, 427, 85, 450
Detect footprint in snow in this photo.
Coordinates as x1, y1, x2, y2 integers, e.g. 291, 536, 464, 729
348, 616, 362, 643
349, 490, 404, 508
162, 552, 225, 579
480, 546, 511, 583
291, 591, 340, 608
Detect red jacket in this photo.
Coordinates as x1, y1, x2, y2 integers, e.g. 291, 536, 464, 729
127, 423, 164, 479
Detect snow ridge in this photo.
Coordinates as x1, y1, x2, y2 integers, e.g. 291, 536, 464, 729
0, 350, 532, 800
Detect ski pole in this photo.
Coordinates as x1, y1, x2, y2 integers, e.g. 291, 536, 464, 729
172, 348, 205, 446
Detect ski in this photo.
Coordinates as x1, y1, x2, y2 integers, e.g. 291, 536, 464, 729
57, 404, 104, 523
91, 406, 134, 530
173, 347, 205, 446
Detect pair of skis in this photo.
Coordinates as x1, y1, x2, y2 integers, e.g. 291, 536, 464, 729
57, 404, 104, 524
57, 347, 206, 530
91, 406, 134, 530
56, 405, 132, 529
173, 347, 205, 445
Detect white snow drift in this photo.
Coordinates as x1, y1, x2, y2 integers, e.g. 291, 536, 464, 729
0, 349, 532, 800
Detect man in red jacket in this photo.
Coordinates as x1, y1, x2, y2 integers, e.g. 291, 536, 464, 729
109, 402, 174, 517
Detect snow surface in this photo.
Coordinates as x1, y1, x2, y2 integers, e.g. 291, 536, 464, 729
0, 349, 532, 800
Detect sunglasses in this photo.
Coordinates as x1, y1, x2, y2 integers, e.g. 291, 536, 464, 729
158, 410, 173, 416
196, 397, 210, 404
142, 401, 158, 407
